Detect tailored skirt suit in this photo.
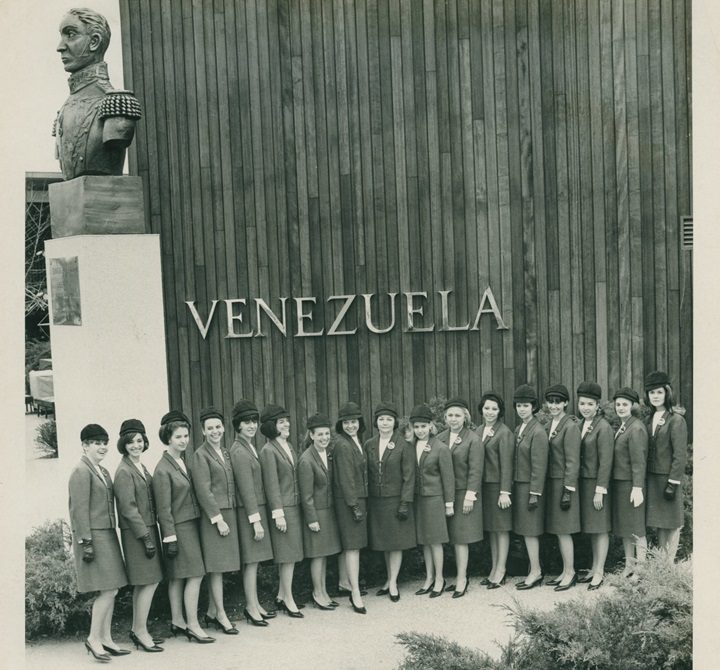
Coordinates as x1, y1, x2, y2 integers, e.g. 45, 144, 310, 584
332, 434, 369, 550
298, 445, 342, 558
68, 455, 128, 593
645, 411, 688, 529
579, 416, 614, 533
611, 417, 648, 538
259, 439, 304, 564
191, 441, 242, 573
365, 430, 417, 551
479, 422, 515, 532
229, 436, 274, 564
437, 426, 484, 544
412, 437, 455, 545
544, 416, 582, 535
512, 418, 549, 536
114, 455, 163, 585
152, 451, 205, 579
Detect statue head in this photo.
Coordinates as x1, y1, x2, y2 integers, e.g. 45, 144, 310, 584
57, 8, 111, 73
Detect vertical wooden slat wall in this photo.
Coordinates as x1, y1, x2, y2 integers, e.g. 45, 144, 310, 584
121, 0, 692, 437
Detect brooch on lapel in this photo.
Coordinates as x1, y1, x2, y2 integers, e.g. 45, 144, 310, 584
486, 428, 495, 438
386, 441, 396, 450
454, 436, 462, 445
657, 417, 666, 427
550, 429, 558, 439
617, 423, 627, 436
585, 423, 594, 434
422, 444, 431, 453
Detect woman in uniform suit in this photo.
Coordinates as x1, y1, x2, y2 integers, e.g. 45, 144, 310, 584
113, 419, 163, 652
542, 385, 581, 591
228, 399, 275, 626
191, 407, 241, 635
410, 404, 455, 598
436, 398, 483, 598
644, 371, 688, 561
68, 423, 129, 662
259, 404, 304, 618
575, 382, 613, 590
299, 414, 342, 610
332, 401, 369, 613
365, 401, 416, 602
611, 388, 648, 577
153, 411, 213, 644
511, 385, 549, 591
477, 392, 514, 589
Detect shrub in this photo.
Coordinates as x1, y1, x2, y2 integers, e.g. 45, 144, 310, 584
25, 520, 94, 639
395, 551, 692, 670
34, 419, 58, 458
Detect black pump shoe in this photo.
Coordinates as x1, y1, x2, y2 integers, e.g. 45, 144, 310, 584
183, 628, 216, 643
102, 644, 131, 656
169, 624, 186, 637
84, 640, 110, 663
414, 584, 432, 596
280, 600, 304, 618
376, 587, 390, 596
312, 596, 335, 611
203, 614, 219, 627
516, 574, 544, 590
350, 594, 367, 614
260, 610, 277, 620
588, 578, 604, 591
129, 631, 162, 653
577, 572, 593, 584
487, 575, 506, 590
452, 580, 469, 598
544, 576, 562, 586
554, 574, 578, 592
429, 579, 446, 598
244, 608, 269, 627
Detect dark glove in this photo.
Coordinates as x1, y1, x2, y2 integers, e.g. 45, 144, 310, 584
142, 532, 156, 559
351, 504, 364, 523
663, 482, 677, 501
528, 494, 539, 511
81, 539, 95, 563
166, 541, 179, 559
396, 501, 409, 521
560, 489, 572, 511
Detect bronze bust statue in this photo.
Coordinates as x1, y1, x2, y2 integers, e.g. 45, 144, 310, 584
53, 8, 142, 180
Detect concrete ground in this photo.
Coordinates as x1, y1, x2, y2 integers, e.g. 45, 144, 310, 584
25, 577, 602, 669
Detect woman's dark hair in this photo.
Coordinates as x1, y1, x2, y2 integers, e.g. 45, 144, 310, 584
117, 431, 149, 455
478, 393, 505, 419
260, 419, 280, 440
158, 420, 190, 445
575, 395, 605, 421
336, 417, 366, 440
644, 384, 676, 411
514, 399, 540, 414
232, 413, 260, 433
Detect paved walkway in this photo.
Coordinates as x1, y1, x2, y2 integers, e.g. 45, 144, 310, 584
25, 578, 601, 669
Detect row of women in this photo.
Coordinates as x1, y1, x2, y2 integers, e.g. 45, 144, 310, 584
68, 370, 687, 662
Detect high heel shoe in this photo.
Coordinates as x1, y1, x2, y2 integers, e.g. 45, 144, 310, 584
216, 620, 240, 635
260, 610, 277, 620
350, 594, 367, 614
279, 600, 304, 618
244, 608, 269, 627
102, 644, 131, 656
129, 631, 163, 653
169, 624, 186, 637
84, 640, 110, 663
376, 587, 390, 596
480, 577, 491, 586
414, 584, 432, 596
487, 575, 506, 590
312, 595, 335, 611
544, 576, 562, 586
429, 579, 446, 598
588, 578, 604, 591
577, 572, 593, 584
336, 585, 368, 597
203, 614, 219, 628
516, 574, 544, 590
554, 573, 578, 592
183, 628, 216, 643
452, 579, 470, 599
388, 588, 400, 603
152, 636, 166, 644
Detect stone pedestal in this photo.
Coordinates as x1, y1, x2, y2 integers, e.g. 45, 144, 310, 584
43, 177, 168, 495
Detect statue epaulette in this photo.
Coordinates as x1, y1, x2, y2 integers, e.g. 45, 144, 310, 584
99, 90, 142, 121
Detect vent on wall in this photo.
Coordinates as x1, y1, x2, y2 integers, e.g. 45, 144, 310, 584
681, 216, 693, 251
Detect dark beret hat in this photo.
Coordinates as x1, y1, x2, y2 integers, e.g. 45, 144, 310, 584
513, 384, 538, 404
80, 423, 108, 442
644, 371, 670, 391
260, 404, 290, 424
307, 413, 331, 430
119, 418, 146, 436
160, 410, 191, 426
444, 397, 469, 411
337, 401, 363, 422
576, 381, 602, 401
373, 401, 398, 419
232, 399, 260, 422
544, 384, 569, 402
199, 406, 224, 425
613, 387, 640, 404
409, 404, 434, 423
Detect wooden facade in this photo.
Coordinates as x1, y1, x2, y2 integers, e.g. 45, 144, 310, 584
120, 0, 692, 436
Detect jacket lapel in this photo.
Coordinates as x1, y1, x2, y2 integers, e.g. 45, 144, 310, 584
273, 439, 294, 467
164, 451, 191, 482
81, 455, 108, 487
